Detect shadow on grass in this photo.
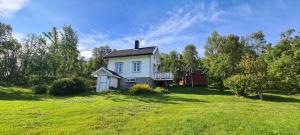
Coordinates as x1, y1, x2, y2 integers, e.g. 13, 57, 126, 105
169, 86, 233, 96
100, 90, 208, 104
0, 87, 41, 101
246, 94, 300, 103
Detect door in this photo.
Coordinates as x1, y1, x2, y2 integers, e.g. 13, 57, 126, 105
99, 75, 108, 91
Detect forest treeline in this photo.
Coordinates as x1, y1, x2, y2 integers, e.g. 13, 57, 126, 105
159, 30, 299, 99
0, 22, 299, 99
0, 22, 110, 86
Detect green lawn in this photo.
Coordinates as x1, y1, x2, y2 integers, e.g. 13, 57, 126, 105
0, 86, 299, 135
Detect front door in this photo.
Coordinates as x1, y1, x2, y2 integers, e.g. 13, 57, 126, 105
99, 76, 108, 91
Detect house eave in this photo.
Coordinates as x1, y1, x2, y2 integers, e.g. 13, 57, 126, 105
91, 67, 122, 79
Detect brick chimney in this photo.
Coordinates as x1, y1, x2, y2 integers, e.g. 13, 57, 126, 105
135, 40, 139, 49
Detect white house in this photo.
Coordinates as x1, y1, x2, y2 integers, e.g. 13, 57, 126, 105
92, 40, 173, 92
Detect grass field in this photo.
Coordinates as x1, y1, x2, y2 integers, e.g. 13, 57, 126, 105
0, 86, 299, 135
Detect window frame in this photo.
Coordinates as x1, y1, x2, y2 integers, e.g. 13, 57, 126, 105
126, 78, 136, 82
132, 61, 141, 73
115, 62, 123, 73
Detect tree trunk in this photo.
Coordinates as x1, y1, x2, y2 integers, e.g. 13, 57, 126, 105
258, 90, 263, 100
191, 68, 194, 87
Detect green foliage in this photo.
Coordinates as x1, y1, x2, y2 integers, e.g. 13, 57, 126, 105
32, 84, 48, 94
182, 45, 200, 87
0, 22, 22, 84
203, 54, 232, 90
159, 51, 186, 85
84, 79, 96, 92
183, 44, 198, 69
224, 75, 247, 96
129, 84, 154, 95
266, 29, 300, 94
203, 32, 245, 90
49, 78, 87, 96
154, 87, 169, 94
92, 46, 112, 69
226, 54, 268, 99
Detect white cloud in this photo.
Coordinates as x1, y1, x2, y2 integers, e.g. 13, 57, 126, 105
78, 2, 224, 58
78, 31, 108, 51
80, 51, 92, 59
12, 32, 26, 41
0, 0, 30, 17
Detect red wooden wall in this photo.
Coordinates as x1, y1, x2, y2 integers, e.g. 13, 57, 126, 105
184, 72, 208, 86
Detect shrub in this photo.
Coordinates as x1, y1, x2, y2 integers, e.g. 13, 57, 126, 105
82, 78, 96, 92
49, 77, 87, 96
32, 84, 48, 94
154, 87, 169, 94
224, 75, 248, 96
129, 84, 154, 94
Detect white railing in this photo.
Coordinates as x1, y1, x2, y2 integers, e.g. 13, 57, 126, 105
155, 72, 173, 80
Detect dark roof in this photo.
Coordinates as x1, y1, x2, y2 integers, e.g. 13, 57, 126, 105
104, 46, 156, 58
106, 68, 123, 78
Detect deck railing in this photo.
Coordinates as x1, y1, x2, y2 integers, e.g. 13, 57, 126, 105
155, 72, 173, 80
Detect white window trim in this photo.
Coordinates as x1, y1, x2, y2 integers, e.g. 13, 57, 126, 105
132, 61, 141, 73
115, 62, 123, 73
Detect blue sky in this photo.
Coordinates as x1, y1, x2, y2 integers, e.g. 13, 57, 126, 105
1, 0, 300, 58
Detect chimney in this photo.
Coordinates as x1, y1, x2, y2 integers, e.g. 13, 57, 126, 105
135, 40, 139, 49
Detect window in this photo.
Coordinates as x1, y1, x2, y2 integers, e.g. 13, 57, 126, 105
126, 78, 136, 82
132, 61, 141, 72
115, 62, 123, 73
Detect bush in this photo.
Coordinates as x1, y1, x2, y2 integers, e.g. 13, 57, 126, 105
80, 78, 96, 92
32, 84, 48, 94
129, 84, 154, 94
224, 75, 248, 96
154, 87, 169, 94
49, 77, 87, 96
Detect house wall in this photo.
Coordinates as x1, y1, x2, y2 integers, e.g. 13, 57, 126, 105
184, 72, 208, 86
107, 48, 160, 80
96, 71, 109, 92
119, 77, 155, 89
109, 77, 118, 88
107, 55, 152, 78
106, 47, 161, 89
150, 48, 160, 79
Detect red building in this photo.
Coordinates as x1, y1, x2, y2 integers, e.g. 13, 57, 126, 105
183, 67, 208, 87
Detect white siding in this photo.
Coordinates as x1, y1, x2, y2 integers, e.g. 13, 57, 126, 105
107, 47, 160, 79
107, 55, 151, 78
109, 77, 118, 88
151, 48, 160, 78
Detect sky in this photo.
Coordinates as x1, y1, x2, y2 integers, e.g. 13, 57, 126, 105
1, 0, 300, 58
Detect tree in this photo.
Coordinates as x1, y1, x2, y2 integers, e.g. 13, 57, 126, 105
266, 29, 300, 94
160, 53, 171, 72
169, 51, 185, 85
183, 44, 199, 87
25, 36, 50, 85
17, 34, 41, 84
0, 22, 21, 84
43, 25, 81, 78
203, 32, 244, 90
60, 25, 81, 76
43, 27, 60, 78
204, 31, 224, 57
249, 31, 269, 55
225, 53, 268, 99
92, 45, 112, 69
203, 54, 231, 91
239, 54, 268, 99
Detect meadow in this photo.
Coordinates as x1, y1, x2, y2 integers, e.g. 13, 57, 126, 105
0, 86, 299, 135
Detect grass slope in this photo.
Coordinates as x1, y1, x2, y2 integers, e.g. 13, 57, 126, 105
0, 86, 299, 135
